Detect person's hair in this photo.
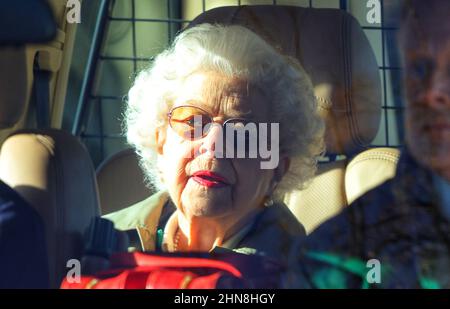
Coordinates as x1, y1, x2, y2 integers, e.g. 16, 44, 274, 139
398, 0, 421, 49
399, 0, 446, 22
398, 0, 450, 52
125, 23, 325, 199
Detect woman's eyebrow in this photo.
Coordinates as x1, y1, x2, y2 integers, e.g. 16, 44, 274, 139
180, 98, 254, 120
179, 99, 210, 111
226, 109, 253, 119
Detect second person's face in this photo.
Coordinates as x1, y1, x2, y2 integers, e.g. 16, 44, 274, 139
403, 16, 450, 180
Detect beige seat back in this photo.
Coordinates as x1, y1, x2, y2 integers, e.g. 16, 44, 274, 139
345, 147, 400, 204
0, 129, 100, 287
284, 160, 347, 232
96, 148, 153, 215
284, 147, 400, 233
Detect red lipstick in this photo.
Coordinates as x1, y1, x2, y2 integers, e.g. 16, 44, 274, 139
191, 170, 229, 188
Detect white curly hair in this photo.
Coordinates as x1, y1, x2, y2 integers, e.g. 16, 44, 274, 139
124, 23, 325, 200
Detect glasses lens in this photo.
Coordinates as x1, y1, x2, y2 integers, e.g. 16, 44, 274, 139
169, 106, 211, 140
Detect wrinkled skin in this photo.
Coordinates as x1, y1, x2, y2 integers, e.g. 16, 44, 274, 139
156, 71, 289, 251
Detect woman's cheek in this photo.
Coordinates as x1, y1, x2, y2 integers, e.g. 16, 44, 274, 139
233, 159, 272, 205
162, 137, 195, 203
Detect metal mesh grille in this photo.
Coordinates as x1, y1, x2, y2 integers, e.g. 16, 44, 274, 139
70, 0, 403, 166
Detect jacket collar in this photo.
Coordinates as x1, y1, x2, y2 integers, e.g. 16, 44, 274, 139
393, 147, 436, 206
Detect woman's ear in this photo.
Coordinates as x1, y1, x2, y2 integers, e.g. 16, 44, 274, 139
273, 156, 290, 183
267, 156, 290, 196
155, 127, 166, 155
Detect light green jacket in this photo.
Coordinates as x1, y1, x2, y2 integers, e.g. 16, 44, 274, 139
104, 191, 305, 262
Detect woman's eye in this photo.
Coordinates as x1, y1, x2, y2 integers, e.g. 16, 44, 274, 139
183, 115, 204, 127
184, 117, 195, 126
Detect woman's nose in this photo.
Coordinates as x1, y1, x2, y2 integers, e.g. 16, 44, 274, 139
198, 123, 224, 158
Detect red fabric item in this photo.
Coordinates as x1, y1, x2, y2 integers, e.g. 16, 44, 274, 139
60, 252, 261, 289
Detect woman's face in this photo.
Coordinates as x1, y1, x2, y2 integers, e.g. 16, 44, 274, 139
157, 72, 284, 226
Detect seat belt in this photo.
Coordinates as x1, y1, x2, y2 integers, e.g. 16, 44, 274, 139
31, 52, 51, 128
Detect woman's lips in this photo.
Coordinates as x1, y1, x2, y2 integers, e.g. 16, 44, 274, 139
191, 170, 230, 188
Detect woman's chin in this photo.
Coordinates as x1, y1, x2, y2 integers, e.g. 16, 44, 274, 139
181, 179, 233, 217
185, 205, 231, 218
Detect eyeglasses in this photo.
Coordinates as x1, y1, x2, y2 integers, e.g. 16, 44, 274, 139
167, 105, 251, 141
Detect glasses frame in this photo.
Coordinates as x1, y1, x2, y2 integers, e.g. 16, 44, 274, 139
167, 105, 251, 140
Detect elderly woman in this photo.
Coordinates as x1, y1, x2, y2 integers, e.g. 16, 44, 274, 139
105, 24, 324, 262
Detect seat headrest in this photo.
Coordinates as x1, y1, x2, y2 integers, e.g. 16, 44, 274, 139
189, 5, 381, 155
0, 0, 56, 45
0, 129, 100, 287
96, 148, 154, 215
0, 1, 57, 130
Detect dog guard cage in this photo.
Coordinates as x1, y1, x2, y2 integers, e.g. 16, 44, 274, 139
66, 0, 404, 167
